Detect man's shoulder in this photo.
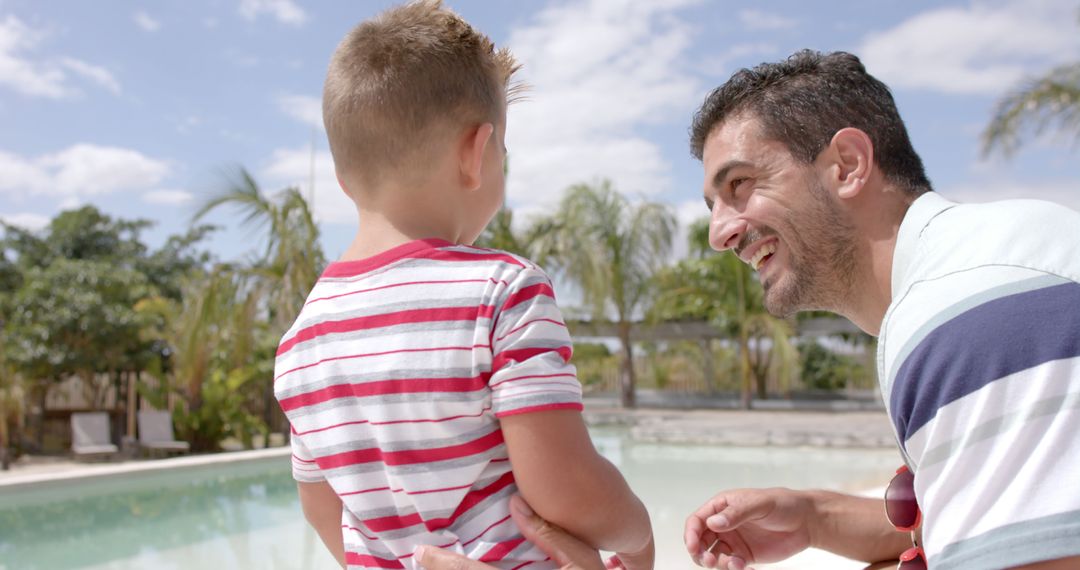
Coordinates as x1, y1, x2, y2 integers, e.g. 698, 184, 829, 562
906, 198, 1080, 288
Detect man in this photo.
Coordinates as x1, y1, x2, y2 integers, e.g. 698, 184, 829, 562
419, 49, 1080, 570
681, 49, 1080, 570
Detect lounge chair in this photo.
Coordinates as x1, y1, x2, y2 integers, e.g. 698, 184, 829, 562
71, 412, 118, 460
137, 410, 191, 456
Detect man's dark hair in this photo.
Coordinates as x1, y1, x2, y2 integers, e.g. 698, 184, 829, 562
690, 50, 932, 195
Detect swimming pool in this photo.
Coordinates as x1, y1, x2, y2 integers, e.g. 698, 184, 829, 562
0, 429, 900, 569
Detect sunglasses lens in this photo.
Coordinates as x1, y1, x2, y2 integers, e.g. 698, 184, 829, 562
897, 548, 927, 570
885, 468, 918, 529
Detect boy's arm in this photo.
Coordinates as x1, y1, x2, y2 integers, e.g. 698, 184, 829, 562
501, 409, 653, 564
298, 481, 347, 569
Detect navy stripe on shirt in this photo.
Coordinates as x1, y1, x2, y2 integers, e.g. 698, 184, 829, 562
890, 281, 1080, 444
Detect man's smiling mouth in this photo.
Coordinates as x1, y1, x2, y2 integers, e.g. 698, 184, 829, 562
750, 242, 776, 271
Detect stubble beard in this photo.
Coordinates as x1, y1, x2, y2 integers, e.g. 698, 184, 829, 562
760, 180, 859, 318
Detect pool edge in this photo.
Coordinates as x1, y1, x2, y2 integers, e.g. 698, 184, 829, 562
0, 447, 291, 491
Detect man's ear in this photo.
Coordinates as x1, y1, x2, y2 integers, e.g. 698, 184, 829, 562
828, 127, 874, 199
460, 122, 494, 192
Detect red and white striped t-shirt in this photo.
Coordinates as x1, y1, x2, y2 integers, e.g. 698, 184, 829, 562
274, 238, 583, 570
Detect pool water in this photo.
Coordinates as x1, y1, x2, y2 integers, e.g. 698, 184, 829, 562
0, 429, 900, 569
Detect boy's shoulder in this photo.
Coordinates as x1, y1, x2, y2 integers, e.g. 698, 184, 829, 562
453, 243, 542, 272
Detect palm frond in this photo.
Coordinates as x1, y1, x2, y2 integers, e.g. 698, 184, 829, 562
982, 62, 1080, 157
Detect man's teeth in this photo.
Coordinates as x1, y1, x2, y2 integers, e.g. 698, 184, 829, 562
750, 243, 777, 270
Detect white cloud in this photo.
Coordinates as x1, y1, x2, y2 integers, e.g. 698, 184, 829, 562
0, 144, 170, 200
0, 15, 121, 98
671, 198, 708, 259
0, 15, 66, 98
0, 212, 49, 231
940, 180, 1080, 212
277, 94, 323, 130
239, 0, 307, 26
144, 189, 193, 205
133, 11, 161, 32
260, 146, 353, 224
738, 9, 796, 31
694, 42, 780, 78
175, 115, 201, 134
59, 57, 121, 95
505, 0, 704, 209
859, 0, 1080, 95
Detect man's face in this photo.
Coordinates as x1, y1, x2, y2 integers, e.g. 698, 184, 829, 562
701, 114, 858, 317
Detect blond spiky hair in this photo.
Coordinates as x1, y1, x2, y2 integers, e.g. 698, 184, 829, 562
323, 0, 522, 189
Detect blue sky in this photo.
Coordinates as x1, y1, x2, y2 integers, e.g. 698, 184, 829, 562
1, 0, 1078, 261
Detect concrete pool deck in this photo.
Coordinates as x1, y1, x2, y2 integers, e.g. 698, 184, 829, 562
0, 406, 898, 485
583, 403, 898, 448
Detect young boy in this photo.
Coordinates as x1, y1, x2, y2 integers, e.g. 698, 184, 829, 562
272, 2, 654, 569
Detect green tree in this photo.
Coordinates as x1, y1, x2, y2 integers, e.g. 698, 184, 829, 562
1, 207, 214, 450
982, 14, 1080, 158
650, 218, 798, 407
475, 207, 561, 262
982, 62, 1080, 157
5, 259, 152, 409
534, 180, 676, 408
194, 168, 324, 333
193, 168, 325, 438
0, 351, 24, 470
138, 267, 269, 451
799, 341, 871, 392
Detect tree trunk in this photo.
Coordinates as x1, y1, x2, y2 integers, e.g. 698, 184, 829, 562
0, 412, 9, 471
34, 383, 48, 451
699, 338, 716, 394
753, 340, 768, 400
754, 370, 768, 400
738, 328, 752, 410
617, 321, 636, 408
736, 265, 752, 410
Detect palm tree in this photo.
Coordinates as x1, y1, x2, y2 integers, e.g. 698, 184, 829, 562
475, 207, 561, 264
982, 19, 1080, 158
193, 168, 326, 439
651, 218, 798, 407
137, 266, 265, 451
194, 167, 325, 333
536, 180, 676, 408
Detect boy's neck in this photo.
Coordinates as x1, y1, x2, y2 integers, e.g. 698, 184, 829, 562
338, 198, 466, 263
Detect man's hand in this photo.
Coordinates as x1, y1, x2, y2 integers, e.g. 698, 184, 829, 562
684, 488, 814, 569
414, 495, 605, 570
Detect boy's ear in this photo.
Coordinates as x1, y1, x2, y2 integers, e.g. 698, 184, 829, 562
460, 122, 494, 192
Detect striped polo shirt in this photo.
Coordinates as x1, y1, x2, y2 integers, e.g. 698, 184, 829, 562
274, 238, 582, 570
878, 192, 1080, 569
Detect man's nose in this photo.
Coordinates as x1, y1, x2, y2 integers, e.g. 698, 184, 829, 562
709, 213, 746, 252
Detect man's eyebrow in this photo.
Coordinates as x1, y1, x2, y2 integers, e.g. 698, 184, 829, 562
710, 160, 753, 190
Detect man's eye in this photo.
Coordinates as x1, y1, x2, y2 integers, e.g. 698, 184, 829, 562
730, 178, 748, 193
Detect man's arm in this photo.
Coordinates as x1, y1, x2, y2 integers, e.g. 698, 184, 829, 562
685, 488, 909, 568
415, 495, 606, 570
501, 409, 653, 567
297, 481, 346, 569
805, 490, 910, 562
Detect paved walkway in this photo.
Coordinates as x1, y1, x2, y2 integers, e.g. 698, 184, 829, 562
583, 404, 898, 448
